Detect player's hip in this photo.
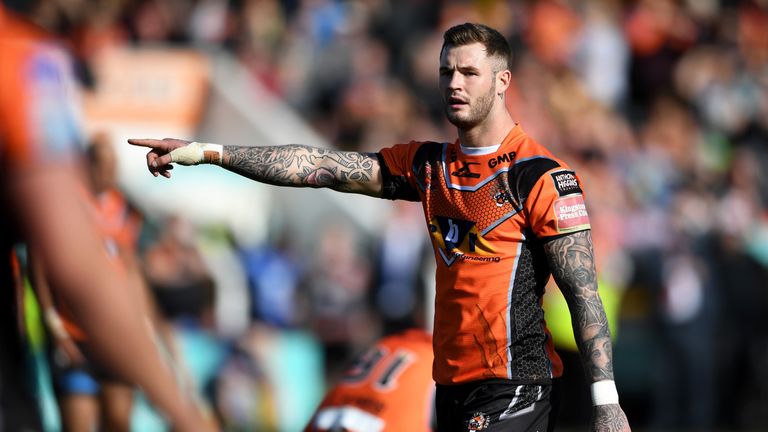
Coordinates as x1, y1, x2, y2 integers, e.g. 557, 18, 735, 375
435, 379, 560, 432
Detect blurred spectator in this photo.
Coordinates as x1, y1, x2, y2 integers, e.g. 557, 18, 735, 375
217, 321, 324, 432
214, 341, 278, 430
652, 245, 717, 431
370, 200, 430, 335
624, 0, 698, 117
136, 215, 227, 429
525, 0, 581, 69
573, 0, 629, 108
240, 229, 305, 328
142, 216, 215, 323
304, 221, 376, 382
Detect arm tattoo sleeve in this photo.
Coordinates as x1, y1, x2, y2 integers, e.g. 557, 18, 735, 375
593, 404, 628, 431
543, 230, 614, 382
222, 145, 380, 196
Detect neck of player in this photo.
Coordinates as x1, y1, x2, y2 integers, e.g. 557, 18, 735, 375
457, 102, 516, 149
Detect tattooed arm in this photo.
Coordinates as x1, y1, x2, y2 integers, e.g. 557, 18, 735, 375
223, 145, 382, 196
543, 230, 631, 432
127, 138, 383, 197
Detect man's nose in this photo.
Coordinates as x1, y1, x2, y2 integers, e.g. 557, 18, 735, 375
447, 71, 463, 91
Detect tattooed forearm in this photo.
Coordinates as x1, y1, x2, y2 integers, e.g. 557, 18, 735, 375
544, 230, 614, 382
592, 404, 630, 432
222, 145, 381, 196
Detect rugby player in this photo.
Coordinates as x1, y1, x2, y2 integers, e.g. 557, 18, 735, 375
130, 22, 630, 432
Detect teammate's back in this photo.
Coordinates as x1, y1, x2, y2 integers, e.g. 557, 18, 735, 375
305, 329, 435, 432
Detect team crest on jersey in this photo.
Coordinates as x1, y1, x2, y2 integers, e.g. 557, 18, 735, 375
429, 216, 497, 266
493, 190, 513, 207
467, 412, 490, 431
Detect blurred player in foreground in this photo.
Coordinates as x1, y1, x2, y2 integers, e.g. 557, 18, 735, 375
0, 1, 213, 430
130, 23, 630, 432
304, 329, 435, 432
33, 133, 150, 432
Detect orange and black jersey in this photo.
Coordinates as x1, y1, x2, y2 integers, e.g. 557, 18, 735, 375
376, 125, 591, 385
305, 330, 434, 432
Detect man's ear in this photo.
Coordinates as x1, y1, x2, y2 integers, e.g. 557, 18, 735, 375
496, 69, 511, 96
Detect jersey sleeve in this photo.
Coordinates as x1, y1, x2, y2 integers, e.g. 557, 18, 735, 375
525, 168, 591, 239
376, 141, 423, 202
0, 42, 83, 169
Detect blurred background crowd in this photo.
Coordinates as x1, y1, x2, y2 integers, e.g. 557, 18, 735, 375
12, 0, 768, 431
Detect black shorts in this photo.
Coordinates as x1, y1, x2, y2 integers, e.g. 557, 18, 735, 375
435, 379, 560, 432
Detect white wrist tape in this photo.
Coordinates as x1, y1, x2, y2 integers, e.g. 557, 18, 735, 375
591, 380, 619, 406
169, 142, 223, 165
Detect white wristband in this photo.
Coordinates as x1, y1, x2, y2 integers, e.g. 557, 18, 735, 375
591, 380, 619, 406
169, 142, 223, 165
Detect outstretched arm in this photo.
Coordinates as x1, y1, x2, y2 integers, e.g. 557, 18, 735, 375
128, 138, 383, 197
543, 230, 630, 432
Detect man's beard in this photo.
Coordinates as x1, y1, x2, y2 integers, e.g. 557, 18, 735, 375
445, 82, 496, 130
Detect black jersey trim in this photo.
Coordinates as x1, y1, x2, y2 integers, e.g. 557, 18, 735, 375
540, 227, 592, 242
376, 152, 420, 201
411, 142, 444, 193
509, 157, 561, 204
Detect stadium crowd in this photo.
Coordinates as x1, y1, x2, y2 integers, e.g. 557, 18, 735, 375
7, 0, 768, 431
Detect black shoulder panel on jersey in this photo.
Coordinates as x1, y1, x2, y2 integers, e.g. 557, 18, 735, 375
411, 142, 444, 193
376, 152, 420, 201
411, 141, 444, 166
509, 157, 561, 204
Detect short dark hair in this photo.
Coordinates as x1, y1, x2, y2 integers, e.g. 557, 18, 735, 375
441, 23, 511, 71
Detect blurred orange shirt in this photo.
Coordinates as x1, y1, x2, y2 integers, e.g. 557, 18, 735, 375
0, 6, 83, 171
86, 187, 142, 255
57, 185, 137, 341
306, 330, 434, 432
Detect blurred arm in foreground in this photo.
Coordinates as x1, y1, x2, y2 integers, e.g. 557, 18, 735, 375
0, 2, 215, 430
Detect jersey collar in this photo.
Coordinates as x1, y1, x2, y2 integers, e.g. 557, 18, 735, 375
457, 124, 526, 156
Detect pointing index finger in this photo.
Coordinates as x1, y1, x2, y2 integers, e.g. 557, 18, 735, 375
128, 138, 165, 149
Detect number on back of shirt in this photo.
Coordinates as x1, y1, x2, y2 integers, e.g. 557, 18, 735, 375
341, 347, 414, 391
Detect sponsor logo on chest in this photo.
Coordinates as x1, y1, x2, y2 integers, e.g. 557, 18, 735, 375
487, 151, 517, 168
